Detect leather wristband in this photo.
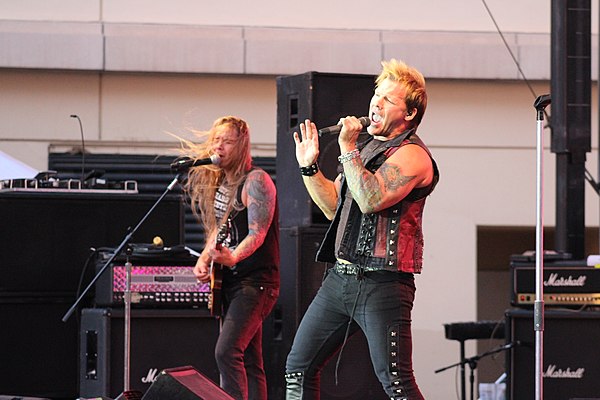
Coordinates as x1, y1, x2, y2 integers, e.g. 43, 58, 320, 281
299, 162, 319, 176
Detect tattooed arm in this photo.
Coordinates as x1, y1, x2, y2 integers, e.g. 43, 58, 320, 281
293, 119, 340, 220
210, 169, 276, 267
342, 144, 433, 214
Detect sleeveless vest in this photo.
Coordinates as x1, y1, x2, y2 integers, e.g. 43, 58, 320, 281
316, 130, 439, 274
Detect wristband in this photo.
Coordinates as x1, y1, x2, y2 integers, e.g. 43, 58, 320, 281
338, 149, 360, 163
300, 162, 319, 176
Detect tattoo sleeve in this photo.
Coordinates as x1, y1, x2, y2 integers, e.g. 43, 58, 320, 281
231, 171, 275, 263
343, 157, 415, 213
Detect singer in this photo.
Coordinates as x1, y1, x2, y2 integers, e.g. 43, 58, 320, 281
286, 59, 439, 400
179, 116, 279, 400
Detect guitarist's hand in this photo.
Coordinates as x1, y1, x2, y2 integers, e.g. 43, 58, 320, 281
209, 246, 236, 268
193, 257, 211, 284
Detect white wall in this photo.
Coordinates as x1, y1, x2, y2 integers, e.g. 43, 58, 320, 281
1, 1, 600, 398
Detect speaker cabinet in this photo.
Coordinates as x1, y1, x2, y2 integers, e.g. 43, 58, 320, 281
79, 308, 220, 399
264, 226, 387, 400
0, 298, 79, 399
0, 192, 183, 399
0, 191, 184, 295
142, 366, 233, 400
506, 309, 600, 400
276, 72, 375, 227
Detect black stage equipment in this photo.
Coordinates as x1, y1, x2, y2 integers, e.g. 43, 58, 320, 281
0, 191, 183, 399
141, 366, 233, 400
506, 309, 600, 400
79, 308, 220, 399
276, 71, 375, 227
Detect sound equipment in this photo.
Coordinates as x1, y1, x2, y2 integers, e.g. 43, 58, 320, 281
141, 366, 234, 400
510, 260, 600, 307
506, 309, 600, 400
266, 226, 387, 400
0, 298, 79, 399
550, 2, 591, 260
79, 308, 220, 399
94, 246, 209, 308
0, 176, 138, 191
0, 192, 184, 399
0, 191, 184, 295
276, 71, 375, 227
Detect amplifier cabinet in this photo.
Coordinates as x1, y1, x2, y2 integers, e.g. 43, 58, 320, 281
94, 247, 209, 308
506, 309, 600, 400
0, 191, 184, 296
510, 260, 600, 307
79, 308, 220, 399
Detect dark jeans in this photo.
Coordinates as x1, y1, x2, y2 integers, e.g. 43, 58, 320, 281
285, 269, 424, 400
216, 283, 279, 400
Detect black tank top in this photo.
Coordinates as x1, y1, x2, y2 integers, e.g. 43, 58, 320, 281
216, 169, 280, 288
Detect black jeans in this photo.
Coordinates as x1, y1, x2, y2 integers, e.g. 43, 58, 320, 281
216, 283, 279, 400
285, 268, 424, 400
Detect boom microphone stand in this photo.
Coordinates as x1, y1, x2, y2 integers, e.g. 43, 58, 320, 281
63, 173, 184, 399
435, 341, 519, 400
533, 94, 551, 400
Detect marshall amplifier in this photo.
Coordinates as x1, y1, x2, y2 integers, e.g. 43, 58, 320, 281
506, 309, 600, 400
95, 244, 210, 308
510, 260, 600, 307
79, 307, 220, 399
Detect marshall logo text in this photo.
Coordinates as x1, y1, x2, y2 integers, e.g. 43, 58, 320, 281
142, 368, 160, 384
544, 273, 587, 287
543, 364, 585, 379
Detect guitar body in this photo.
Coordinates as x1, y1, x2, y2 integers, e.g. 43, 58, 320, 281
208, 224, 228, 317
208, 258, 223, 317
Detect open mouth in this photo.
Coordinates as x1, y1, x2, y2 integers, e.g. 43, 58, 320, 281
370, 112, 382, 125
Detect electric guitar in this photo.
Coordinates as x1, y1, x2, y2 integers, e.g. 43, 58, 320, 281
208, 223, 229, 317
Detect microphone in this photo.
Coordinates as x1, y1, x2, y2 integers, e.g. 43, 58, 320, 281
70, 114, 85, 183
170, 154, 221, 171
318, 116, 371, 136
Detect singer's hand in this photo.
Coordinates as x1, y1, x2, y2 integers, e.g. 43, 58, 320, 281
293, 119, 320, 168
338, 116, 364, 153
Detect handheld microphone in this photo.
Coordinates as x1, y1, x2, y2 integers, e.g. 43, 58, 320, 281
170, 154, 221, 171
318, 116, 371, 137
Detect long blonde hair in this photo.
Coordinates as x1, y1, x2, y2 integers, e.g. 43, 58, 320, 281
180, 116, 252, 233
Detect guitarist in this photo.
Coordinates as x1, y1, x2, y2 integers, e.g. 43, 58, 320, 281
182, 116, 279, 400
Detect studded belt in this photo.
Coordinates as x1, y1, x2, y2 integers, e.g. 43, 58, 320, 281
333, 261, 382, 275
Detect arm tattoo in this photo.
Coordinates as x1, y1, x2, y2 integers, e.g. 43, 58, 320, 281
379, 163, 416, 190
232, 172, 274, 263
343, 157, 382, 209
344, 158, 416, 212
246, 175, 271, 228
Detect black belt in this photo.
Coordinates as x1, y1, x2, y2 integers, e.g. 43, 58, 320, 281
333, 262, 382, 275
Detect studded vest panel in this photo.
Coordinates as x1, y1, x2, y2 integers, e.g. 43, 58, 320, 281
316, 130, 438, 274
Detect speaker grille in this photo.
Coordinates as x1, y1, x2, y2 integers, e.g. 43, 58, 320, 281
506, 309, 600, 400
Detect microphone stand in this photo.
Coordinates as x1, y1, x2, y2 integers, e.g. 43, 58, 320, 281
533, 94, 550, 400
435, 342, 519, 400
63, 173, 184, 399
